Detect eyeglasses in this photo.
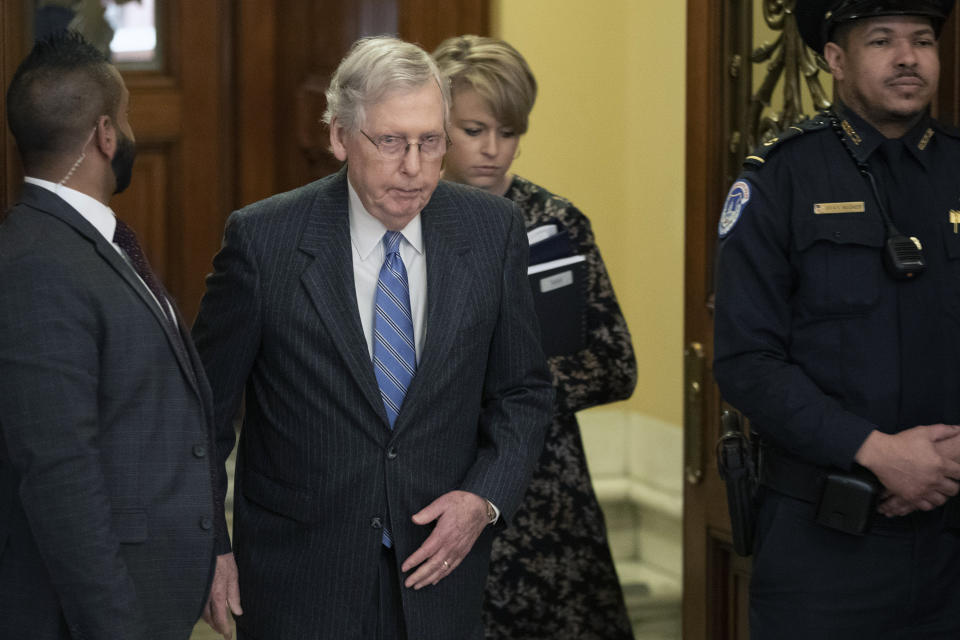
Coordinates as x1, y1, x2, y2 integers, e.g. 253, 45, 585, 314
360, 130, 448, 160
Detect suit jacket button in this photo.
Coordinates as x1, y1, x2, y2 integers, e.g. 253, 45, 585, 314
371, 517, 383, 529
200, 517, 213, 530
192, 444, 208, 458
386, 447, 398, 460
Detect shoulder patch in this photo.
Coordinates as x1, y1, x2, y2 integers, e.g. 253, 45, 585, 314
719, 180, 751, 237
743, 116, 831, 169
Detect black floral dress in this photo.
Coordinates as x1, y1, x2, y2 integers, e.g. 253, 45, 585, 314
483, 176, 638, 640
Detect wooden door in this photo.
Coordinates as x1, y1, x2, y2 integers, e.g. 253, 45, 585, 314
116, 0, 232, 322
682, 3, 960, 638
235, 0, 489, 209
2, 0, 488, 316
1, 1, 30, 212
682, 1, 753, 637
0, 0, 232, 322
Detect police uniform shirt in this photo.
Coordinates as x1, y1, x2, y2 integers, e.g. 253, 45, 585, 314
713, 103, 960, 470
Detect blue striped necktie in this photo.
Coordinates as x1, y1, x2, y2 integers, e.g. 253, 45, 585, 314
373, 231, 416, 547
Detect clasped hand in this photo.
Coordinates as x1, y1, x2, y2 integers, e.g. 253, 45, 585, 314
854, 424, 960, 518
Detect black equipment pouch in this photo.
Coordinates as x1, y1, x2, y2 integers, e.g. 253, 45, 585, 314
758, 443, 883, 535
716, 411, 757, 557
815, 468, 879, 535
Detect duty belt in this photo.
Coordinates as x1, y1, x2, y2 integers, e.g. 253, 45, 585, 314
758, 442, 960, 534
759, 443, 880, 535
757, 444, 830, 503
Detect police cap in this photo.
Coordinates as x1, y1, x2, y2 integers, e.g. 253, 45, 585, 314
796, 0, 955, 53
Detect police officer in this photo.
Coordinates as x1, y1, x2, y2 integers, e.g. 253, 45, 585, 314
714, 0, 960, 637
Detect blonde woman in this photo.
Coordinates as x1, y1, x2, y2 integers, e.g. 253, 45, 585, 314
434, 35, 637, 640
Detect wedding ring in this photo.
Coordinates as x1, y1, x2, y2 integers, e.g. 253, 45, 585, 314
442, 560, 450, 570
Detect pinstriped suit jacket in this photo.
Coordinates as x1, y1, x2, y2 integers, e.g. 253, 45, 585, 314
0, 184, 221, 640
193, 167, 553, 640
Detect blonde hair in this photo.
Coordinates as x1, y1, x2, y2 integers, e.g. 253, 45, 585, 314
432, 35, 537, 135
323, 36, 449, 133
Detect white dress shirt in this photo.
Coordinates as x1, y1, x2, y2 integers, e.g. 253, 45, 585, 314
348, 181, 427, 360
346, 181, 500, 523
24, 177, 175, 323
25, 177, 119, 247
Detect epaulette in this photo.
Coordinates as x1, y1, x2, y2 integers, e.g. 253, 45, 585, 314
743, 115, 832, 169
932, 119, 960, 140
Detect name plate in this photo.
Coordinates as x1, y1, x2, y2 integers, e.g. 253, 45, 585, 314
540, 270, 574, 293
814, 201, 865, 215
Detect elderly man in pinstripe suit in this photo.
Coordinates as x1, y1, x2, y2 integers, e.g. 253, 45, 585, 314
193, 36, 553, 640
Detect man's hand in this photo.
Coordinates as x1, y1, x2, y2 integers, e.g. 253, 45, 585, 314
856, 424, 960, 517
401, 490, 489, 590
202, 552, 243, 640
933, 428, 960, 465
877, 425, 960, 517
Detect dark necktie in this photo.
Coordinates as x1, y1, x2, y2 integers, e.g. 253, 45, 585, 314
373, 231, 417, 547
112, 219, 195, 395
112, 218, 171, 322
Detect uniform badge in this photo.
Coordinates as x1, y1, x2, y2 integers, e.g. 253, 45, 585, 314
719, 180, 751, 237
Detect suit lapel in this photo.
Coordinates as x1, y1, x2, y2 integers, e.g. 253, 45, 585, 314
93, 241, 203, 397
394, 184, 472, 431
297, 176, 472, 434
20, 185, 203, 399
298, 170, 391, 431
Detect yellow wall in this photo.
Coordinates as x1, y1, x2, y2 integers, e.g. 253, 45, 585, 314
492, 1, 686, 426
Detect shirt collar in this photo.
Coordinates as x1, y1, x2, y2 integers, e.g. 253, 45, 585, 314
347, 180, 423, 261
900, 115, 937, 169
834, 101, 936, 169
23, 177, 117, 243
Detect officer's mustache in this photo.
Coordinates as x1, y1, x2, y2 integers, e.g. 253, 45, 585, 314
888, 70, 925, 84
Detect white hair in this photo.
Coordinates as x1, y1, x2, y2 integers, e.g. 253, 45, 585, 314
323, 36, 450, 133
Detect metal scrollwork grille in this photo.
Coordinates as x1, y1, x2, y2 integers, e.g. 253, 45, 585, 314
748, 0, 832, 148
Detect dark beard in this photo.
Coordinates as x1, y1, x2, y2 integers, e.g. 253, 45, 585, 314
112, 132, 137, 194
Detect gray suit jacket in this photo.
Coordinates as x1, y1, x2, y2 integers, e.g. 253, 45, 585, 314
0, 184, 221, 640
193, 168, 553, 640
